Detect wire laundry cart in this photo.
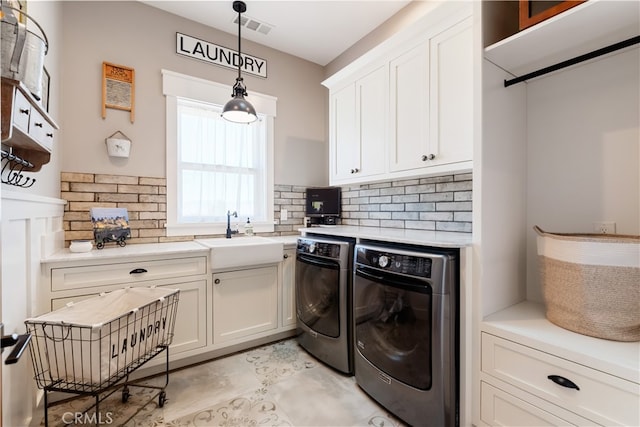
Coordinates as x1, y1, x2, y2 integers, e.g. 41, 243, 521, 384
25, 286, 180, 426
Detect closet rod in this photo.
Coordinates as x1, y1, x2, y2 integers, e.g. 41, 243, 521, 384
504, 35, 640, 87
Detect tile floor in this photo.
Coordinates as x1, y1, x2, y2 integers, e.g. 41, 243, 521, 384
40, 339, 406, 427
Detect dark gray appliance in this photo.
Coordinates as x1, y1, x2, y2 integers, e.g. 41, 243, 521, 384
353, 242, 459, 427
295, 235, 354, 374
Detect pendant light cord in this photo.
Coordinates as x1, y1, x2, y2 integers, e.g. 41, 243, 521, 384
237, 4, 242, 81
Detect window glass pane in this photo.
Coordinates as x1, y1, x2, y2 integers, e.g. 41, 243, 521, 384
176, 97, 267, 224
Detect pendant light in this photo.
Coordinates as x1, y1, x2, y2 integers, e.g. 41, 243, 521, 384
221, 0, 258, 124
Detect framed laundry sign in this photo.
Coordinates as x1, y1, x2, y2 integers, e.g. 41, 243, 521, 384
102, 62, 135, 123
176, 32, 267, 78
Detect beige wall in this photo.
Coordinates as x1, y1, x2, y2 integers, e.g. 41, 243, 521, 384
59, 1, 328, 186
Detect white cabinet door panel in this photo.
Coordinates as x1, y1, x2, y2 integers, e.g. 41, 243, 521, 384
429, 16, 473, 167
357, 64, 387, 178
330, 84, 358, 182
389, 40, 430, 172
213, 266, 278, 344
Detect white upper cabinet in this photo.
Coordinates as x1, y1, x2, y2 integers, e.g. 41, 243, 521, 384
428, 17, 473, 168
329, 63, 387, 184
330, 83, 358, 182
389, 40, 430, 172
323, 3, 473, 185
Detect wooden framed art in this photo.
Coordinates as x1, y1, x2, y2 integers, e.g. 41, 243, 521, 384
102, 61, 135, 123
519, 0, 586, 30
40, 67, 49, 112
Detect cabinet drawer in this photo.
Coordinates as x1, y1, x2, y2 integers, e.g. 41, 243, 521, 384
28, 107, 54, 151
51, 256, 207, 291
12, 89, 31, 134
481, 333, 640, 426
481, 381, 586, 426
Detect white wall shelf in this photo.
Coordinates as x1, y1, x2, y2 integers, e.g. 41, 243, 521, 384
484, 0, 639, 78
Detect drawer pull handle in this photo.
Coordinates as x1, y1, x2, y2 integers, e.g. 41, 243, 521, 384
547, 375, 580, 390
129, 268, 148, 274
19, 108, 29, 115
34, 122, 43, 128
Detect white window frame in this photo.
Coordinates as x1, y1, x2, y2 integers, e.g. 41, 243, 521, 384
162, 69, 277, 236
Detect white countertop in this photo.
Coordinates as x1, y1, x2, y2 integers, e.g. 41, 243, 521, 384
41, 241, 209, 264
299, 225, 472, 248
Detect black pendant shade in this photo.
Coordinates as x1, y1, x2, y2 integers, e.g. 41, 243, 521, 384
222, 1, 258, 124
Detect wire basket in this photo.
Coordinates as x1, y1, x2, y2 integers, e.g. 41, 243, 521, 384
26, 287, 180, 393
534, 226, 640, 341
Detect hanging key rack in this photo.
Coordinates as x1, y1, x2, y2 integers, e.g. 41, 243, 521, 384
1, 149, 36, 188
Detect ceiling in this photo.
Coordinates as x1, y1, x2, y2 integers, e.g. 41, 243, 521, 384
140, 1, 411, 66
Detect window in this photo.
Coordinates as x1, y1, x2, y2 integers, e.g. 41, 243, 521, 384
163, 70, 277, 236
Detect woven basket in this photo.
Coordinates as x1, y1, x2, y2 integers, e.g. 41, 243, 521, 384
534, 226, 640, 342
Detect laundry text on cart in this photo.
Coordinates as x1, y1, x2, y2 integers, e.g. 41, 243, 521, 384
111, 316, 167, 358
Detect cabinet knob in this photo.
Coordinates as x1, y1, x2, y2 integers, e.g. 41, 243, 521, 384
283, 254, 289, 259
547, 375, 580, 390
214, 278, 221, 284
19, 108, 29, 115
350, 168, 360, 174
34, 122, 43, 128
422, 154, 436, 161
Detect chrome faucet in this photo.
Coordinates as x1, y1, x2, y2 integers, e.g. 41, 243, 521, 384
226, 210, 238, 238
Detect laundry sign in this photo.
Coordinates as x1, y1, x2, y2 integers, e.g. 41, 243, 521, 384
176, 32, 267, 78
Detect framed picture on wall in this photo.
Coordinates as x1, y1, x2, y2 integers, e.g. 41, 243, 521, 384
40, 67, 50, 112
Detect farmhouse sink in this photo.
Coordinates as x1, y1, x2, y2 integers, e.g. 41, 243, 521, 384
196, 236, 284, 271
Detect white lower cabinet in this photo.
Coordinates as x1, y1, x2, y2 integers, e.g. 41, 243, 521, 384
212, 266, 279, 344
280, 248, 296, 327
50, 280, 207, 356
44, 251, 210, 360
41, 242, 298, 374
481, 332, 640, 426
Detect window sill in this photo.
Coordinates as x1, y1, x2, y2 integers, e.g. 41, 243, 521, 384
165, 222, 275, 237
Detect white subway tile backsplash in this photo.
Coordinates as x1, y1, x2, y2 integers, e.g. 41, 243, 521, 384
337, 173, 472, 234
62, 171, 473, 246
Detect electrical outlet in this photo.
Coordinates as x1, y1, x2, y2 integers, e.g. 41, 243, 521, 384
593, 221, 616, 234
280, 209, 288, 221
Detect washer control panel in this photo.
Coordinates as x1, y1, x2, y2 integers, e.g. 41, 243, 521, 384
356, 246, 434, 278
297, 238, 341, 259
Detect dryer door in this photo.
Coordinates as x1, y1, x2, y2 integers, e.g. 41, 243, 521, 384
295, 255, 341, 338
354, 266, 433, 390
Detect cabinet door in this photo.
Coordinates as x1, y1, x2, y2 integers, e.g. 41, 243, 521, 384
163, 280, 207, 354
51, 280, 208, 356
329, 84, 358, 182
213, 266, 278, 344
356, 64, 387, 179
389, 39, 430, 172
429, 16, 473, 167
280, 249, 296, 327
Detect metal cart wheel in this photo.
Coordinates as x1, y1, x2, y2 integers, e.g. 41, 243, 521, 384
96, 241, 104, 249
158, 391, 167, 407
122, 386, 130, 403
117, 238, 127, 247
